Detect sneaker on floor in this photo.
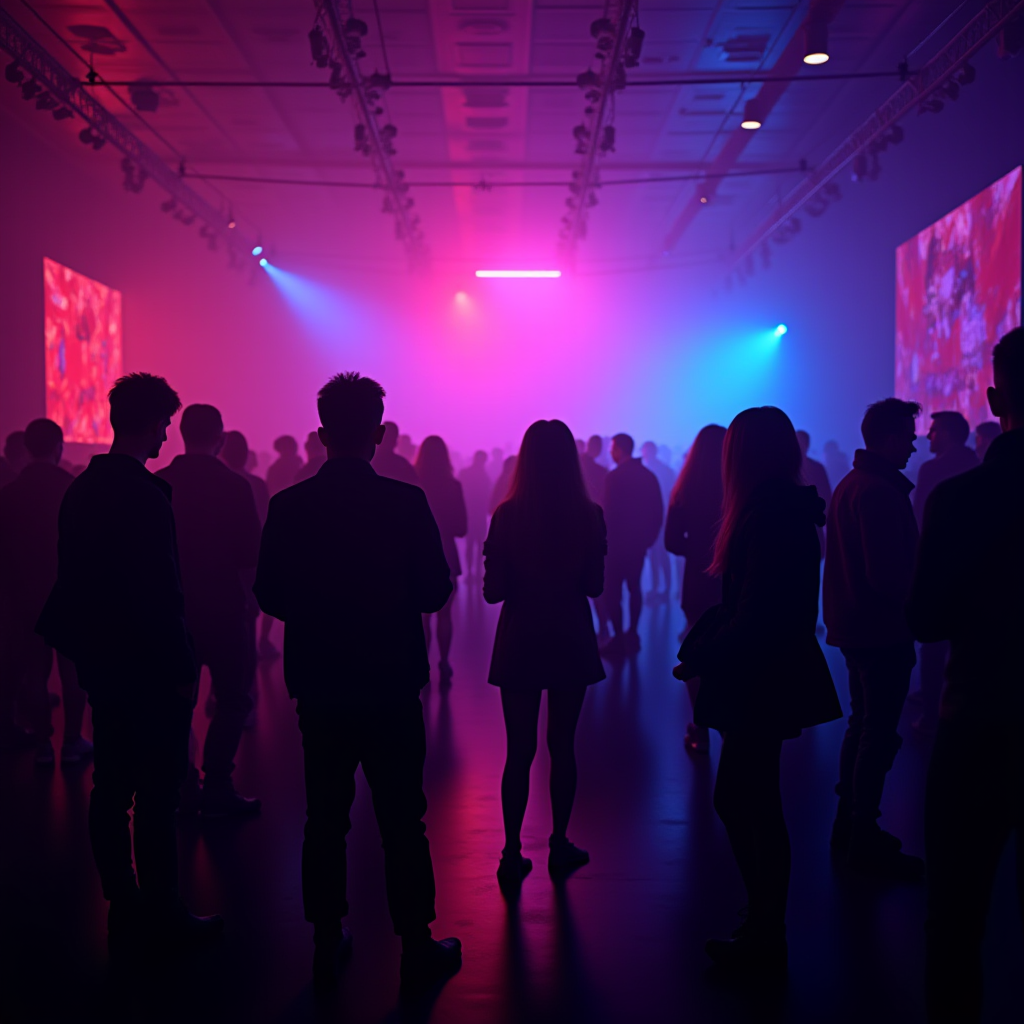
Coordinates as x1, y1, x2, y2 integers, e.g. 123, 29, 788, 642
831, 816, 902, 855
400, 937, 462, 989
312, 925, 353, 988
548, 837, 589, 875
200, 786, 261, 819
496, 851, 533, 886
34, 740, 55, 767
61, 735, 94, 764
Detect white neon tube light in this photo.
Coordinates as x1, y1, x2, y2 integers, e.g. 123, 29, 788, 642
475, 270, 562, 278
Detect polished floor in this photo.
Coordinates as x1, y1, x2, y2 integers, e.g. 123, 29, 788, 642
2, 572, 1021, 1024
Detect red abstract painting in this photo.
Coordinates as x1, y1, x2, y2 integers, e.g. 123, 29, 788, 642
44, 258, 123, 443
895, 167, 1022, 429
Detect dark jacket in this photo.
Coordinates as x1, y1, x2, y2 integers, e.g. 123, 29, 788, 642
907, 429, 1024, 721
0, 461, 74, 626
912, 444, 980, 527
35, 454, 196, 692
157, 454, 262, 630
253, 457, 452, 703
604, 458, 664, 558
664, 490, 722, 622
419, 474, 468, 579
823, 449, 919, 650
678, 480, 840, 735
483, 499, 607, 690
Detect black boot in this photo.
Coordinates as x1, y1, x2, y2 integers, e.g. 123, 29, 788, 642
312, 922, 353, 988
400, 935, 462, 988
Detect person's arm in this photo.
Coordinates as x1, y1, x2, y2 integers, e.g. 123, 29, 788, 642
452, 479, 468, 539
663, 498, 689, 556
482, 506, 508, 604
906, 485, 959, 643
410, 489, 454, 612
583, 505, 607, 598
254, 494, 290, 620
859, 487, 917, 602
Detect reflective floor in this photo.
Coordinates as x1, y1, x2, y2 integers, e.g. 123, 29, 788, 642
2, 573, 1021, 1023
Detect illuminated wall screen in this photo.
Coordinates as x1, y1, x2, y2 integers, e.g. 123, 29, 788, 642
44, 257, 123, 443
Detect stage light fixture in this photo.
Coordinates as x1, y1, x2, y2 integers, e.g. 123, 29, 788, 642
803, 20, 829, 65
699, 195, 708, 204
740, 99, 763, 130
773, 323, 788, 337
475, 270, 561, 279
252, 245, 264, 256
52, 106, 73, 121
259, 258, 268, 267
78, 127, 105, 150
227, 214, 236, 229
5, 61, 25, 84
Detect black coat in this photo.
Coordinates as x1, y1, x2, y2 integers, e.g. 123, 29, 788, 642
254, 457, 452, 704
664, 493, 722, 623
483, 499, 606, 690
678, 479, 841, 735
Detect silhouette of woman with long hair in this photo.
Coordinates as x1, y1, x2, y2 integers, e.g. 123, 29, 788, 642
664, 424, 726, 754
675, 407, 840, 974
415, 436, 467, 684
483, 420, 607, 884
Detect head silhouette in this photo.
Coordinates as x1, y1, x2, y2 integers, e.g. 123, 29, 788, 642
180, 404, 225, 456
974, 421, 1001, 459
988, 326, 1024, 431
4, 430, 29, 470
381, 421, 400, 454
611, 433, 634, 465
671, 423, 726, 508
710, 407, 801, 575
108, 372, 181, 461
861, 398, 920, 470
586, 435, 603, 460
24, 418, 64, 464
473, 449, 488, 468
221, 430, 249, 472
316, 371, 386, 460
415, 435, 454, 489
641, 441, 658, 462
507, 419, 590, 524
927, 411, 970, 455
795, 429, 811, 457
273, 435, 298, 458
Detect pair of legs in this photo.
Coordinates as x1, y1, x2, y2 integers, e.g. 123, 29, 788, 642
499, 685, 588, 853
836, 644, 914, 833
423, 584, 457, 677
298, 693, 436, 942
714, 730, 790, 934
647, 537, 671, 596
925, 714, 1022, 1024
464, 534, 484, 578
601, 554, 644, 642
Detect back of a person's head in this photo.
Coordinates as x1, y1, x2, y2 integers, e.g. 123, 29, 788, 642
4, 430, 27, 462
711, 407, 801, 574
975, 421, 1001, 443
795, 429, 810, 455
861, 398, 921, 450
473, 449, 487, 467
24, 419, 64, 460
612, 433, 634, 456
317, 371, 386, 450
179, 404, 224, 449
381, 421, 400, 452
586, 434, 602, 458
415, 435, 453, 485
221, 430, 249, 470
671, 423, 726, 507
508, 419, 589, 520
108, 373, 181, 436
641, 441, 657, 459
273, 434, 298, 457
992, 326, 1024, 416
931, 411, 970, 446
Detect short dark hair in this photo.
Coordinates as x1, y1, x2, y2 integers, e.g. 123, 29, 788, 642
108, 373, 181, 435
861, 398, 920, 449
317, 372, 385, 447
273, 435, 298, 456
24, 418, 64, 459
975, 421, 1001, 442
179, 404, 224, 448
992, 327, 1024, 414
931, 410, 970, 445
612, 433, 634, 456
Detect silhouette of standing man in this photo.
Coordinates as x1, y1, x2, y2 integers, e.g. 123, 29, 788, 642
372, 421, 419, 485
254, 372, 461, 988
36, 373, 222, 947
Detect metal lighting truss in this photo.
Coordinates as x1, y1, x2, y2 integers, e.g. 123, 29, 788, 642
314, 0, 426, 268
559, 0, 640, 266
0, 8, 258, 263
729, 0, 1024, 274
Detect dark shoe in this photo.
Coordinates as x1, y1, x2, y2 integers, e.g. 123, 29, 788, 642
496, 851, 532, 886
312, 925, 353, 988
831, 816, 902, 854
147, 898, 224, 949
849, 829, 924, 882
400, 937, 462, 988
706, 928, 788, 975
548, 837, 589, 875
201, 785, 261, 819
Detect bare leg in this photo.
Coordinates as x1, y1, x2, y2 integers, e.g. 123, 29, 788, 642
547, 686, 588, 841
500, 689, 542, 853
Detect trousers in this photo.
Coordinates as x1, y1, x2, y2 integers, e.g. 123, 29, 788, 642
298, 692, 436, 936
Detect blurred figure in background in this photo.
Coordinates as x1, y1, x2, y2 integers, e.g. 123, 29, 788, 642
221, 431, 270, 523
295, 430, 327, 483
599, 433, 663, 659
579, 435, 609, 507
973, 420, 1001, 461
459, 450, 491, 579
158, 405, 263, 818
824, 398, 924, 880
0, 418, 90, 764
416, 436, 467, 685
0, 430, 29, 489
796, 430, 832, 561
490, 455, 517, 513
641, 440, 676, 602
908, 328, 1024, 1024
373, 421, 418, 485
676, 407, 840, 974
396, 433, 417, 465
267, 435, 303, 496
484, 420, 606, 884
910, 411, 980, 736
822, 439, 851, 491
664, 424, 726, 754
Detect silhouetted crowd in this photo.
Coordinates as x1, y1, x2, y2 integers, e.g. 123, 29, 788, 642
0, 327, 1020, 1019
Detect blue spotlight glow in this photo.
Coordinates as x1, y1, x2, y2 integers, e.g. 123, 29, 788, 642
252, 245, 263, 256
773, 323, 788, 337
259, 257, 268, 267
262, 262, 364, 348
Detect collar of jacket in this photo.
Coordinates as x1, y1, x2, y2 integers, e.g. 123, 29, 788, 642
87, 452, 172, 500
318, 455, 378, 478
852, 448, 914, 496
984, 426, 1024, 466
